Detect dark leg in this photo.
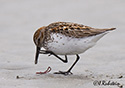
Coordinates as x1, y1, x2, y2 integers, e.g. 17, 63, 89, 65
38, 50, 80, 75
39, 50, 68, 63
54, 54, 80, 75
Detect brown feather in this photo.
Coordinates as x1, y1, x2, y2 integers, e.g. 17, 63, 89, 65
45, 22, 116, 38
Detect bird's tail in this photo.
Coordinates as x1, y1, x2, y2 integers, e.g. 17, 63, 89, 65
100, 28, 116, 31
91, 28, 116, 33
89, 28, 116, 42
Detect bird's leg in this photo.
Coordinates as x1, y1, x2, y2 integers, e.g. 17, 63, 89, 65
39, 50, 68, 63
39, 50, 80, 75
54, 54, 80, 75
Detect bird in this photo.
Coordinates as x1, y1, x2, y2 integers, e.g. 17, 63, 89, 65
33, 22, 115, 75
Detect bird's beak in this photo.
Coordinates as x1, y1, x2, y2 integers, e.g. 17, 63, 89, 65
35, 47, 40, 64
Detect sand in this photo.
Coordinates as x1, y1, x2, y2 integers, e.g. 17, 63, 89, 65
0, 0, 125, 88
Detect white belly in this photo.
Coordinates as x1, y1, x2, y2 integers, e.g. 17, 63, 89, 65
44, 32, 107, 55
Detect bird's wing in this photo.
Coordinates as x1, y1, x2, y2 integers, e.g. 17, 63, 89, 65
46, 22, 116, 38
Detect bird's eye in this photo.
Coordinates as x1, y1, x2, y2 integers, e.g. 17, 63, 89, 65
38, 38, 40, 42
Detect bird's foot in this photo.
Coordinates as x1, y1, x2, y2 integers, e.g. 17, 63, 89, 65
54, 71, 73, 75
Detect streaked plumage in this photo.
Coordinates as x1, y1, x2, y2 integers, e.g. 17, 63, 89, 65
33, 22, 115, 75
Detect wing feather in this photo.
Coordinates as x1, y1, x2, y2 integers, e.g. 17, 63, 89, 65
45, 22, 115, 38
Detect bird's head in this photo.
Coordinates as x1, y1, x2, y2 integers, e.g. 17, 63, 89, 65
33, 26, 46, 47
33, 26, 46, 64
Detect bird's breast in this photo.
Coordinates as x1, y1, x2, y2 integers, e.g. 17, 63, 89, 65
43, 32, 107, 55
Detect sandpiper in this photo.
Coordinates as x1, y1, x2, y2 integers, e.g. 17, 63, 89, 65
33, 22, 115, 75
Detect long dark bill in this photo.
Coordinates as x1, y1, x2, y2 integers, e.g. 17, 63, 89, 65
35, 47, 40, 64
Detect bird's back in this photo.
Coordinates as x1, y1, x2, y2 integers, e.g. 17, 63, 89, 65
45, 22, 115, 38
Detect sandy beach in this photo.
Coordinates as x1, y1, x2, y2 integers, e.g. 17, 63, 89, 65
0, 0, 125, 88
